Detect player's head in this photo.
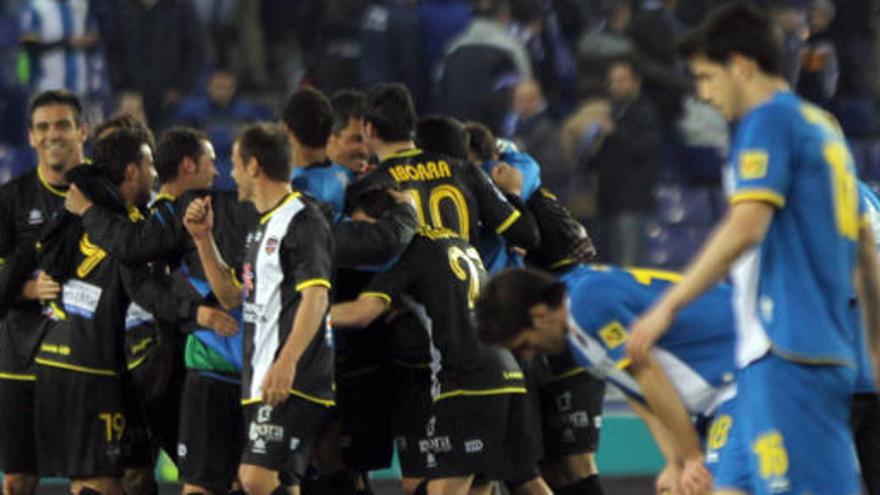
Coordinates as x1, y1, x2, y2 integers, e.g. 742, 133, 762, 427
415, 115, 469, 161
155, 127, 217, 190
364, 83, 417, 150
232, 123, 292, 202
28, 90, 87, 174
678, 2, 785, 119
92, 114, 156, 153
476, 268, 569, 360
328, 89, 370, 174
281, 86, 334, 150
465, 122, 498, 164
91, 128, 156, 208
344, 176, 399, 221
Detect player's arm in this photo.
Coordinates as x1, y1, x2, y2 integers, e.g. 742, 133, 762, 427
471, 164, 541, 250
856, 220, 880, 368
183, 196, 242, 309
627, 355, 712, 494
335, 200, 418, 268
70, 184, 185, 264
626, 396, 684, 495
330, 293, 390, 328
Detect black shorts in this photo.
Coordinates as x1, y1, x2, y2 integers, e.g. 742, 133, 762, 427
35, 366, 126, 478
240, 396, 328, 481
336, 361, 393, 471
536, 359, 606, 460
0, 377, 37, 473
178, 370, 244, 493
391, 366, 519, 480
502, 358, 546, 488
852, 392, 880, 494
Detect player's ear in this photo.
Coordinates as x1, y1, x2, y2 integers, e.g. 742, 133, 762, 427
181, 156, 195, 176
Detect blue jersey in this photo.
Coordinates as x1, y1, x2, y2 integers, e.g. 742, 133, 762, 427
291, 160, 352, 214
726, 92, 863, 368
477, 140, 542, 273
561, 264, 737, 416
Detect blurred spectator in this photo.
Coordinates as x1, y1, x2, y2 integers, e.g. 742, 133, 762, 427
311, 0, 369, 95
360, 0, 426, 109
235, 0, 269, 89
174, 69, 271, 129
419, 0, 471, 84
113, 91, 148, 126
511, 79, 570, 193
436, 0, 533, 134
768, 1, 809, 85
560, 96, 610, 221
0, 2, 27, 148
193, 0, 238, 70
18, 0, 101, 97
626, 0, 690, 124
101, 0, 206, 130
586, 57, 661, 265
796, 0, 838, 108
509, 0, 578, 118
576, 0, 634, 97
261, 0, 319, 93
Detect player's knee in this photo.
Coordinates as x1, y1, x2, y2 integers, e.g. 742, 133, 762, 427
3, 474, 36, 495
122, 468, 157, 495
238, 465, 290, 495
410, 479, 429, 495
553, 474, 604, 495
542, 453, 598, 487
73, 488, 104, 495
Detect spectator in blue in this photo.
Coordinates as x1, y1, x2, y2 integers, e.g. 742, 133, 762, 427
99, 0, 206, 130
510, 79, 570, 194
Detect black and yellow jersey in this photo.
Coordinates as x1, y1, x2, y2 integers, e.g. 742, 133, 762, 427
240, 192, 335, 407
363, 149, 539, 249
0, 168, 67, 377
361, 227, 525, 400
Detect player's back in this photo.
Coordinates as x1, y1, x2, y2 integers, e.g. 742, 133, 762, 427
728, 92, 862, 366
374, 149, 519, 243
291, 160, 352, 214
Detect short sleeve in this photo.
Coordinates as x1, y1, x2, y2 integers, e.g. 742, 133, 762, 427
729, 108, 792, 208
569, 281, 635, 367
283, 205, 335, 292
361, 251, 413, 304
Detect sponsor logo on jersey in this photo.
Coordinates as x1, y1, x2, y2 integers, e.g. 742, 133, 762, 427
265, 237, 278, 255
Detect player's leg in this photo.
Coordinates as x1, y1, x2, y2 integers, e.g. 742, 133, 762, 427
178, 371, 244, 495
70, 478, 123, 495
852, 392, 880, 494
502, 359, 552, 495
0, 378, 38, 495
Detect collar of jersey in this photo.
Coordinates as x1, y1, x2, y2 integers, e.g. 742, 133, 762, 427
37, 167, 68, 198
384, 148, 423, 160
259, 191, 302, 224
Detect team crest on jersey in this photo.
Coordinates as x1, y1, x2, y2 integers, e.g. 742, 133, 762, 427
265, 237, 279, 255
242, 262, 255, 298
27, 209, 43, 225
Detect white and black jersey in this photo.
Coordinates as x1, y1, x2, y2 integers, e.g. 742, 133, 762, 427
240, 192, 335, 407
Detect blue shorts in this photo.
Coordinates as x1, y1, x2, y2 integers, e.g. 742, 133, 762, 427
714, 352, 860, 494
703, 397, 739, 482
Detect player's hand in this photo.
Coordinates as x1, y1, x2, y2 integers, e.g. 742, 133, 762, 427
627, 302, 675, 363
656, 463, 682, 495
491, 162, 523, 197
261, 357, 296, 407
680, 454, 712, 495
196, 305, 239, 336
22, 271, 61, 301
64, 184, 93, 216
183, 196, 213, 241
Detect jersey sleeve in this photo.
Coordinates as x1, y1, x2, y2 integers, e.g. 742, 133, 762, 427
81, 202, 185, 265
283, 205, 335, 292
334, 203, 418, 268
360, 250, 413, 304
729, 107, 793, 208
569, 280, 635, 367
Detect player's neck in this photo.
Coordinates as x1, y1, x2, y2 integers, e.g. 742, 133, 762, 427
252, 179, 293, 214
293, 146, 327, 168
158, 181, 186, 199
739, 75, 790, 118
373, 140, 416, 162
38, 162, 73, 187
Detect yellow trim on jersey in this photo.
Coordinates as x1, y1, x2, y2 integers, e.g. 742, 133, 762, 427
729, 189, 785, 208
550, 367, 589, 382
127, 353, 150, 371
384, 148, 423, 160
37, 167, 67, 197
49, 302, 68, 321
495, 209, 521, 234
392, 359, 431, 369
0, 257, 5, 265
339, 363, 384, 380
153, 193, 176, 203
616, 357, 632, 369
0, 372, 36, 381
259, 192, 303, 225
435, 386, 527, 401
361, 291, 392, 304
550, 258, 578, 270
34, 358, 118, 377
230, 267, 243, 289
241, 389, 336, 408
295, 278, 331, 292
539, 188, 558, 200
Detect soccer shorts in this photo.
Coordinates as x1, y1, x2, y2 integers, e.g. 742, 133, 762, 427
0, 377, 37, 473
336, 360, 394, 471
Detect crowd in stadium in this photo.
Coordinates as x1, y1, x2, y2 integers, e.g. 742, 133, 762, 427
2, 1, 880, 495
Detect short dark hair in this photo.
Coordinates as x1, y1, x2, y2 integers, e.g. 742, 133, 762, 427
364, 83, 417, 142
476, 268, 568, 345
678, 2, 784, 77
281, 86, 334, 148
28, 90, 84, 128
473, 0, 510, 17
92, 114, 156, 153
91, 129, 148, 186
416, 115, 469, 161
155, 127, 209, 184
344, 176, 399, 218
330, 89, 366, 135
236, 123, 292, 182
464, 122, 497, 162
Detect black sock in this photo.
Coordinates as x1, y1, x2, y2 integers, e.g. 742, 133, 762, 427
555, 475, 604, 495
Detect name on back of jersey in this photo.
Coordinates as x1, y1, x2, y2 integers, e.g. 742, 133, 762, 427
388, 160, 452, 183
